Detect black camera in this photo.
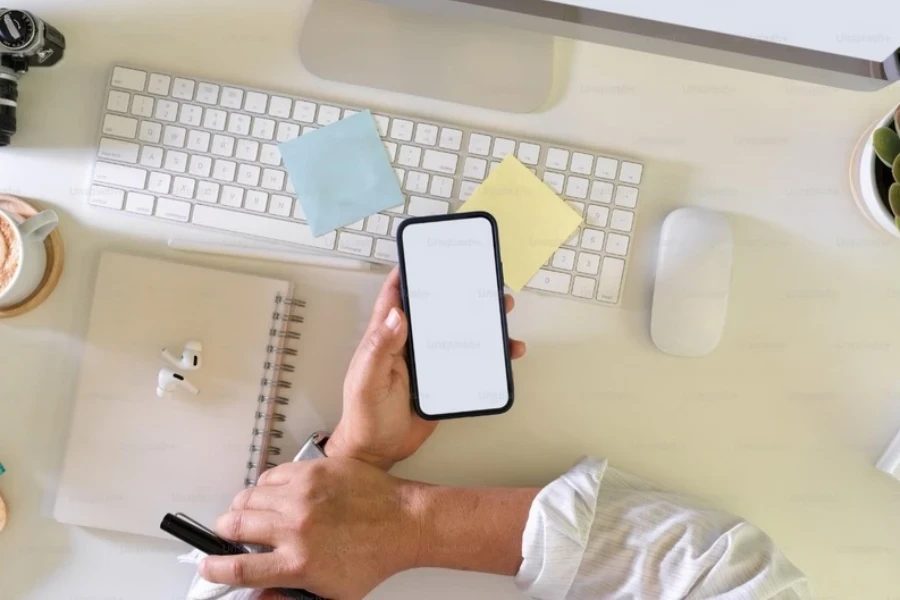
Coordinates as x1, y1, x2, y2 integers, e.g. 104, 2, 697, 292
0, 9, 65, 146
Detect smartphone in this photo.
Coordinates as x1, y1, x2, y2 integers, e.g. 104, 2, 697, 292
397, 212, 514, 420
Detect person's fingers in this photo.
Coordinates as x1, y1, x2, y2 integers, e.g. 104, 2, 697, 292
356, 307, 408, 377
230, 485, 289, 511
214, 510, 288, 546
367, 267, 402, 330
201, 552, 292, 588
504, 294, 515, 314
509, 339, 527, 360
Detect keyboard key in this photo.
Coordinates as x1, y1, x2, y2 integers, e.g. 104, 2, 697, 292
148, 172, 171, 194
156, 197, 191, 222
302, 126, 318, 136
572, 276, 596, 299
546, 148, 569, 170
173, 176, 196, 199
375, 239, 398, 262
251, 117, 276, 140
586, 205, 609, 227
138, 121, 162, 144
570, 152, 594, 175
492, 138, 516, 159
464, 157, 487, 180
590, 181, 614, 204
606, 233, 630, 256
398, 145, 422, 168
244, 91, 268, 114
195, 82, 219, 105
269, 195, 293, 217
237, 164, 261, 187
468, 133, 491, 156
187, 130, 210, 153
517, 143, 540, 165
563, 231, 579, 248
112, 67, 146, 91
489, 162, 502, 176
99, 137, 140, 163
131, 95, 154, 118
220, 185, 244, 207
107, 90, 130, 113
203, 108, 227, 130
147, 73, 170, 95
415, 124, 439, 146
459, 180, 480, 201
102, 114, 138, 139
228, 113, 252, 136
268, 96, 293, 119
196, 181, 219, 204
383, 141, 398, 163
610, 209, 634, 232
394, 168, 405, 186
566, 201, 585, 217
542, 172, 564, 194
373, 114, 390, 137
408, 196, 449, 216
245, 190, 268, 212
188, 155, 212, 177
552, 248, 576, 270
125, 192, 155, 215
155, 99, 178, 122
179, 104, 203, 127
89, 185, 125, 209
317, 105, 341, 126
163, 125, 187, 148
619, 161, 643, 184
276, 122, 301, 143
366, 213, 390, 235
93, 162, 147, 189
235, 139, 260, 161
576, 252, 600, 275
220, 87, 244, 109
405, 171, 430, 194
293, 100, 316, 123
139, 145, 164, 168
346, 219, 364, 231
337, 232, 374, 257
260, 144, 281, 166
342, 109, 359, 119
565, 176, 589, 199
390, 119, 414, 141
597, 257, 625, 303
211, 134, 236, 157
261, 169, 285, 191
430, 176, 454, 198
526, 270, 571, 294
192, 204, 336, 249
213, 159, 237, 181
422, 150, 458, 175
172, 78, 195, 100
595, 157, 618, 179
438, 128, 462, 150
614, 185, 639, 208
581, 229, 605, 252
391, 216, 406, 237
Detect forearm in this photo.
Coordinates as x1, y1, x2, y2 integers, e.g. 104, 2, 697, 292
404, 482, 540, 576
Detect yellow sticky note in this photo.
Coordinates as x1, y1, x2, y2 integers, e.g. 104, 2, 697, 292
459, 156, 583, 290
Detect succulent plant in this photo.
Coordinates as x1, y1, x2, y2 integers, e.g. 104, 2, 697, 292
871, 106, 900, 229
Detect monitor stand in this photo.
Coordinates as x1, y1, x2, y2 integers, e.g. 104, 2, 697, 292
299, 0, 555, 113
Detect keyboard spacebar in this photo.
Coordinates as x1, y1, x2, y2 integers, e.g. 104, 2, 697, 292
191, 205, 336, 250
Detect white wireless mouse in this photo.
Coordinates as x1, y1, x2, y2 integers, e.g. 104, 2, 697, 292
651, 208, 733, 357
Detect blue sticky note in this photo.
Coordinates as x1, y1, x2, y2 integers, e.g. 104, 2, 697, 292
279, 110, 403, 237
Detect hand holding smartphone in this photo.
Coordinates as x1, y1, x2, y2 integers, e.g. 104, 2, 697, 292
397, 212, 514, 420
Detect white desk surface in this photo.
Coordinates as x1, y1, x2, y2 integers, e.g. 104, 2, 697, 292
2, 1, 900, 598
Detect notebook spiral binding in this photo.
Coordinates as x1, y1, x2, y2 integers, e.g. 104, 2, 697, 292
245, 294, 303, 487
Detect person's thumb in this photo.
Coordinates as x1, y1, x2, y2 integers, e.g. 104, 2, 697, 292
361, 307, 407, 364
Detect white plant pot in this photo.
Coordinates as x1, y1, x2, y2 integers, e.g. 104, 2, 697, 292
850, 107, 900, 239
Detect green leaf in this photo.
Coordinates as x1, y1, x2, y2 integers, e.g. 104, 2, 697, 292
894, 105, 900, 131
873, 127, 900, 167
896, 215, 900, 232
890, 183, 900, 217
893, 154, 900, 183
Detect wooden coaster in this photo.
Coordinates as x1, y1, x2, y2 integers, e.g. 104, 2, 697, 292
0, 195, 64, 318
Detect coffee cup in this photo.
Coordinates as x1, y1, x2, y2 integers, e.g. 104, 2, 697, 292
0, 208, 59, 308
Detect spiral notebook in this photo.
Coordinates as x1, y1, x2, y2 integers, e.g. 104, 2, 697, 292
53, 252, 383, 539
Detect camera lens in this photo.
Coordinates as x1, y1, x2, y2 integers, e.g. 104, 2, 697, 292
0, 75, 16, 147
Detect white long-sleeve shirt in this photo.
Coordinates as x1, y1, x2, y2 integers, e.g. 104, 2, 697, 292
516, 458, 813, 600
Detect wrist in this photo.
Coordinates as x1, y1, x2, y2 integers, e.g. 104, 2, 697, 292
326, 424, 395, 471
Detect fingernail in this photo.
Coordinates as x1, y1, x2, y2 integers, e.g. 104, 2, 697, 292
385, 308, 401, 331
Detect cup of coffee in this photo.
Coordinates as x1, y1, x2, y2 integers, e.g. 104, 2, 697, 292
0, 208, 59, 308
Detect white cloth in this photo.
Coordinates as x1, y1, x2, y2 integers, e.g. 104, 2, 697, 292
515, 458, 813, 600
184, 458, 813, 600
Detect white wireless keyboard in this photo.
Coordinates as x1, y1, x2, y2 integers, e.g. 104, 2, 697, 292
89, 65, 645, 305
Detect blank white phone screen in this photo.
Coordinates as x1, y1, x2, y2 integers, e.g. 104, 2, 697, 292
401, 217, 510, 417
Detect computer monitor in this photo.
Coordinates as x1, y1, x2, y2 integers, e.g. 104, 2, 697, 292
301, 0, 900, 113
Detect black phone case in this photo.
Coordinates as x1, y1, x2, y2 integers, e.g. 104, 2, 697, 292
396, 212, 515, 421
